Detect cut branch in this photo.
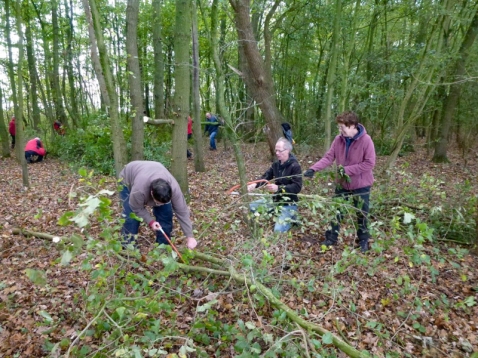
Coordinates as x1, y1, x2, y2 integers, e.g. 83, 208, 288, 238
143, 116, 174, 125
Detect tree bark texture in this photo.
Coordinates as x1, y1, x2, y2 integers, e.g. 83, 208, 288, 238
152, 0, 165, 119
191, 0, 206, 172
14, 1, 30, 186
126, 0, 145, 161
433, 10, 478, 163
87, 0, 127, 176
25, 24, 42, 132
51, 0, 68, 125
170, 0, 191, 194
229, 0, 283, 157
0, 87, 10, 157
211, 0, 248, 197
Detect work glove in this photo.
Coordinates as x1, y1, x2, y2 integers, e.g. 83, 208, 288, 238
338, 165, 351, 182
186, 237, 198, 249
149, 221, 162, 231
303, 169, 315, 178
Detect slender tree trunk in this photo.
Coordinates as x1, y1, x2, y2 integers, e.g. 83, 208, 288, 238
64, 0, 80, 127
14, 1, 29, 186
152, 0, 165, 119
5, 0, 18, 118
51, 0, 68, 125
191, 0, 205, 172
211, 0, 248, 196
0, 87, 10, 157
170, 0, 191, 193
81, 0, 110, 109
86, 0, 127, 176
433, 10, 478, 163
126, 0, 145, 160
322, 0, 342, 152
25, 24, 42, 131
229, 0, 283, 157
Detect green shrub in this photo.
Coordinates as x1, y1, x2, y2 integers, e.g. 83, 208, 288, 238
49, 113, 172, 175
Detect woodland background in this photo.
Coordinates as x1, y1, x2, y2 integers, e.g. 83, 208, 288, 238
0, 0, 477, 357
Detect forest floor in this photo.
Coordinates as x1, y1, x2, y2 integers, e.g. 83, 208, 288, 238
0, 139, 477, 357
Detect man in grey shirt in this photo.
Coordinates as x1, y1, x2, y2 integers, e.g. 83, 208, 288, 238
119, 161, 197, 249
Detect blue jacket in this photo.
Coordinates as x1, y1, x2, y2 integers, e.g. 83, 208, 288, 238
205, 115, 219, 135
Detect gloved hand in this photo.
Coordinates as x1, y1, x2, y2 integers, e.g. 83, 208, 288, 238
338, 165, 351, 182
149, 221, 162, 231
186, 237, 198, 249
303, 169, 315, 178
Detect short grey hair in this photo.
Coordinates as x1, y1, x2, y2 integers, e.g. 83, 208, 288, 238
277, 137, 293, 151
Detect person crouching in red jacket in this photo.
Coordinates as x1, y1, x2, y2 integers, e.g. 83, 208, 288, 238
25, 137, 47, 163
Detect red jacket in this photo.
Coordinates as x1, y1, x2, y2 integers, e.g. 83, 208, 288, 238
25, 138, 46, 156
9, 119, 15, 135
187, 117, 193, 135
309, 124, 375, 190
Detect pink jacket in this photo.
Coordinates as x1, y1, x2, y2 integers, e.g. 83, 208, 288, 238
24, 138, 46, 156
309, 124, 375, 190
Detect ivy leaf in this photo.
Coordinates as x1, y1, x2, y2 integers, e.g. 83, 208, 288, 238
322, 332, 333, 344
25, 269, 47, 286
197, 299, 218, 313
61, 250, 73, 266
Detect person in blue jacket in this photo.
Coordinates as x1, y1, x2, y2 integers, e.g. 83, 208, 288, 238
204, 112, 220, 150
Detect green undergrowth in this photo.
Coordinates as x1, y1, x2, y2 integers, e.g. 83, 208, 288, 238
22, 167, 476, 357
47, 113, 172, 175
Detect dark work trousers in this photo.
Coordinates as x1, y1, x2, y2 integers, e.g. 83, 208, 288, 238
330, 186, 371, 238
187, 133, 192, 158
120, 185, 173, 245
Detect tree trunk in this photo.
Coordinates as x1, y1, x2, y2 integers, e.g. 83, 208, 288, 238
0, 87, 10, 157
322, 0, 342, 152
25, 24, 42, 132
170, 0, 191, 194
433, 10, 478, 163
4, 0, 18, 121
51, 0, 68, 125
126, 0, 145, 160
63, 0, 80, 127
229, 0, 283, 157
211, 0, 248, 196
81, 0, 110, 109
31, 0, 55, 124
191, 0, 205, 172
13, 1, 30, 186
86, 0, 127, 176
152, 0, 165, 119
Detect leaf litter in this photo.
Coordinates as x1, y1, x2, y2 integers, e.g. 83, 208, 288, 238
0, 140, 477, 357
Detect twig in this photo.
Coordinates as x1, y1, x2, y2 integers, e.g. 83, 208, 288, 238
65, 302, 106, 358
296, 323, 312, 358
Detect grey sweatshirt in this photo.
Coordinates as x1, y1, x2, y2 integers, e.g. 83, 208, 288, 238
119, 161, 193, 238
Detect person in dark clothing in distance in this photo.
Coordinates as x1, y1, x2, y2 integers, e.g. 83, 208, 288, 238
187, 116, 193, 159
204, 112, 220, 150
248, 137, 302, 233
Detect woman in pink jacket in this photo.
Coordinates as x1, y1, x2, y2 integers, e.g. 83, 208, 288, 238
304, 111, 376, 252
24, 137, 47, 163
